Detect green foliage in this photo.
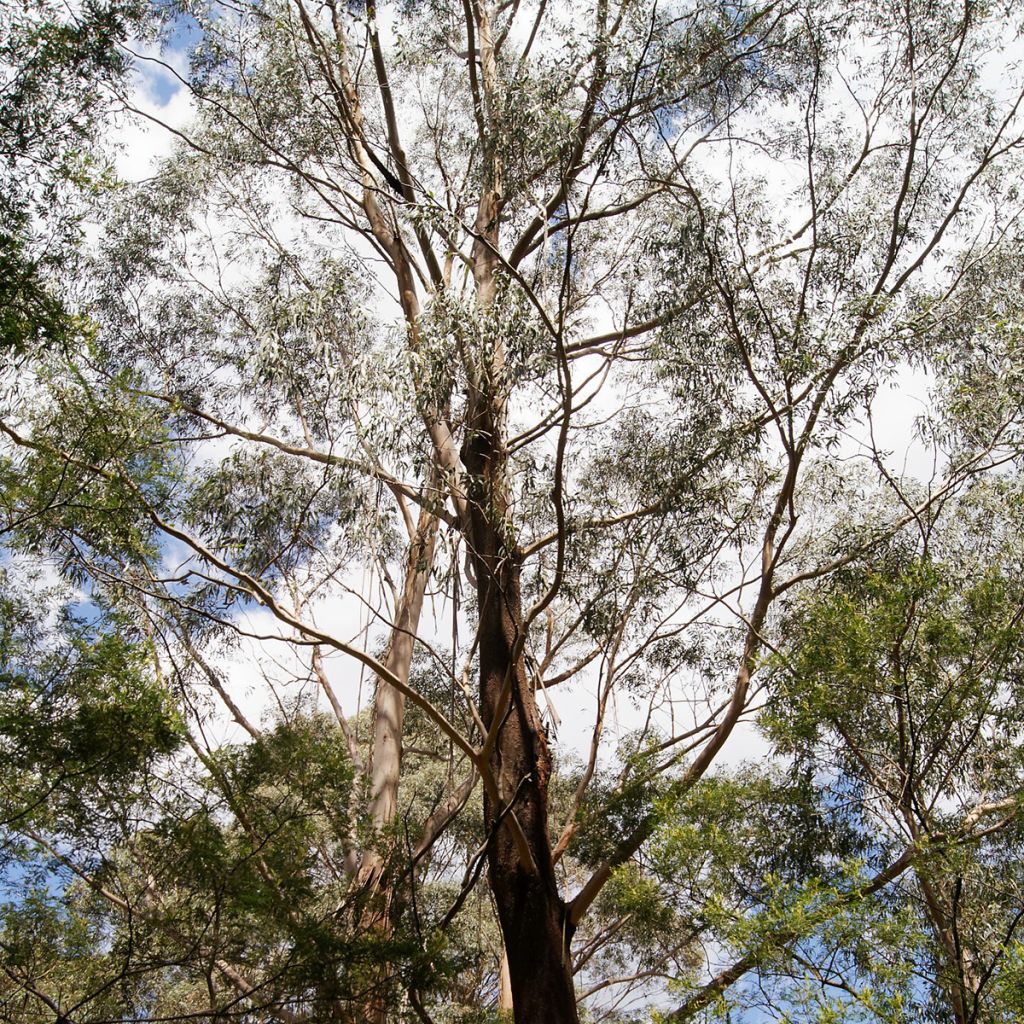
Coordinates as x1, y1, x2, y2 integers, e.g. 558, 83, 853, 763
654, 768, 858, 908
0, 231, 79, 354
6, 0, 1024, 1021
765, 542, 1024, 799
1, 365, 175, 574
0, 573, 182, 833
1, 0, 140, 355
573, 743, 667, 867
186, 447, 361, 582
751, 493, 1024, 1022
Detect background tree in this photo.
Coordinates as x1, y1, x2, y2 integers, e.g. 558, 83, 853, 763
0, 0, 142, 354
3, 1, 1024, 1022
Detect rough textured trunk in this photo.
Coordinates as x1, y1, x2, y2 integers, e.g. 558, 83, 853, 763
477, 562, 576, 1023
463, 7, 577, 1000
463, 410, 578, 1024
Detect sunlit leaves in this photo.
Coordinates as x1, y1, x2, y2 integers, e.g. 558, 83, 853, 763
186, 447, 361, 583
1, 367, 174, 574
0, 574, 182, 836
765, 545, 1024, 798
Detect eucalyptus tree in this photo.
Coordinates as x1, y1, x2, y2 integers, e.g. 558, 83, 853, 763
3, 0, 1024, 1022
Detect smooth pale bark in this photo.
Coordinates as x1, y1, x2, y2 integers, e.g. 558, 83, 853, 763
349, 502, 439, 1024
360, 501, 441, 883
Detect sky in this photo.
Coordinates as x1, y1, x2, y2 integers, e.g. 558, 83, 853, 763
112, 28, 194, 182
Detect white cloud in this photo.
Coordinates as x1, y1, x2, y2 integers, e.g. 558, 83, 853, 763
110, 45, 196, 183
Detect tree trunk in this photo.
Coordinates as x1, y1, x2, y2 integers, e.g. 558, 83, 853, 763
463, 416, 578, 1024
463, 1, 576, 993
917, 871, 981, 1024
349, 501, 439, 1024
361, 500, 440, 884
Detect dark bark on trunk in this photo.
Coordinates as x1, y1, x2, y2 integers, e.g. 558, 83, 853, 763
463, 413, 578, 1024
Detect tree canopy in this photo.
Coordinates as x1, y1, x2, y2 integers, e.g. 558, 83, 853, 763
3, 1, 1024, 1022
